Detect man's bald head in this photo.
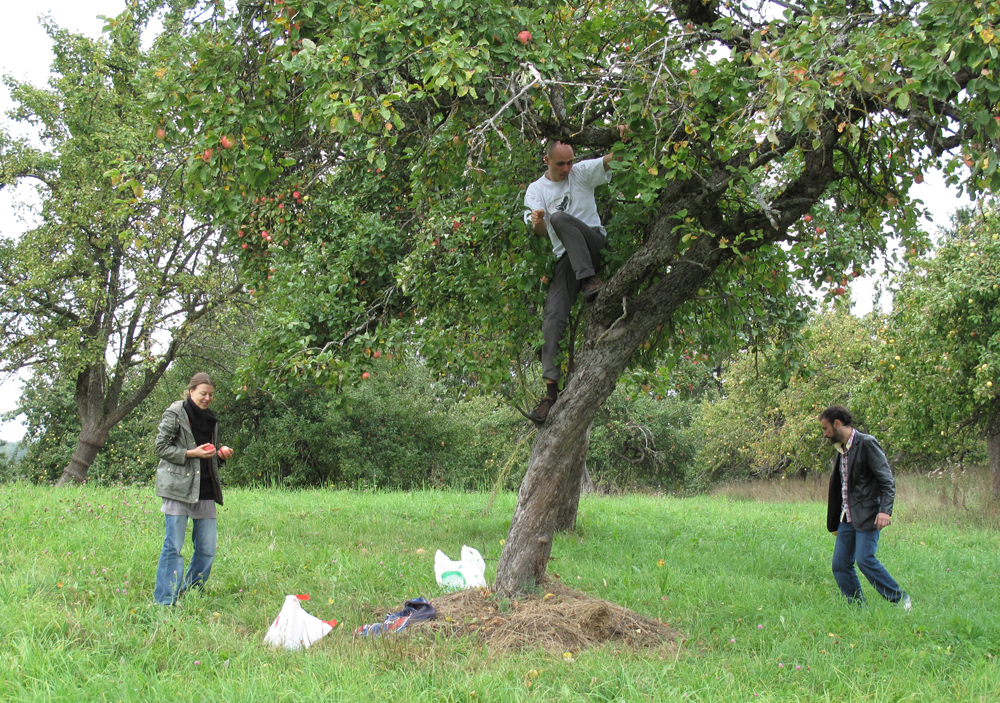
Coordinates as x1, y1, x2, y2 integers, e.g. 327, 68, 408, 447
544, 142, 575, 182
546, 140, 569, 157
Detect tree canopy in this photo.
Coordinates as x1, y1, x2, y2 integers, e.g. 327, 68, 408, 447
37, 0, 1000, 589
0, 20, 243, 483
873, 202, 1000, 493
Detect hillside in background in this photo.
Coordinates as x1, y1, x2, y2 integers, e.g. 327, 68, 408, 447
1, 441, 24, 462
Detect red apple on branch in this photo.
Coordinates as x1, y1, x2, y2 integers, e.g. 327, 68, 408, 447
517, 30, 532, 45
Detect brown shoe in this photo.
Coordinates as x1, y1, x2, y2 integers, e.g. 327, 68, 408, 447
582, 276, 604, 303
528, 395, 556, 423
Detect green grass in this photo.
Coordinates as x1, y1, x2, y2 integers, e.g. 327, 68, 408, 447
1, 478, 998, 701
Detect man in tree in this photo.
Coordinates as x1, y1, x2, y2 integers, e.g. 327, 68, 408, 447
820, 405, 910, 609
524, 141, 615, 423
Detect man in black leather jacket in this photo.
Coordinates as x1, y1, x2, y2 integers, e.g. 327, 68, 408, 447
820, 405, 910, 608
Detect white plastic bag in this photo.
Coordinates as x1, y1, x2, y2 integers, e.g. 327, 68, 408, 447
263, 594, 337, 650
434, 545, 487, 590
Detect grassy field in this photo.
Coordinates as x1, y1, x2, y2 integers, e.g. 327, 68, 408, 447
1, 471, 998, 702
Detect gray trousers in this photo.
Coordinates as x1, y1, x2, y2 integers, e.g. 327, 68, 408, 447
541, 211, 608, 382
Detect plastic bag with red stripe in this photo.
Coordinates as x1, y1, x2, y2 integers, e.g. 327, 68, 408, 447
263, 594, 338, 650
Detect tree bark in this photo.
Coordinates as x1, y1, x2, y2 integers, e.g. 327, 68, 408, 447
553, 426, 593, 533
495, 280, 696, 593
55, 351, 180, 485
57, 424, 113, 485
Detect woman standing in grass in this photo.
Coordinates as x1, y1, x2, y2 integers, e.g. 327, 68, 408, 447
153, 372, 233, 605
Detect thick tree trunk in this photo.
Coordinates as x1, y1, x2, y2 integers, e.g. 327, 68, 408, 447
56, 423, 112, 485
496, 330, 636, 594
553, 426, 593, 533
496, 224, 736, 593
55, 361, 166, 485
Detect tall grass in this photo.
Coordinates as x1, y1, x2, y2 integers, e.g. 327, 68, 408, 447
1, 475, 998, 701
714, 465, 1000, 528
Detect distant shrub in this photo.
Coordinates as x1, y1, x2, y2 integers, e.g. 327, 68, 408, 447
588, 388, 698, 490
223, 363, 528, 490
10, 360, 701, 492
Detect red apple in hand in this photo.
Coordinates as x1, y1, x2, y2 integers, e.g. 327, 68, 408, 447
517, 30, 532, 45
219, 445, 233, 459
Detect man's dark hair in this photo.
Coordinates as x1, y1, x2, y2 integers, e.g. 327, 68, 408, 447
819, 405, 853, 426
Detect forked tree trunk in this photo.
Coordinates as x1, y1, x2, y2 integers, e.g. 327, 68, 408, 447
56, 360, 171, 485
496, 332, 635, 594
494, 120, 839, 594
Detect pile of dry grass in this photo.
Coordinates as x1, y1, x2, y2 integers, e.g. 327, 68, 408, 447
412, 580, 676, 656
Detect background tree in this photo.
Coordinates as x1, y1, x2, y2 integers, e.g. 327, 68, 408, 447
691, 307, 880, 487
140, 0, 998, 592
871, 203, 1000, 495
0, 21, 243, 484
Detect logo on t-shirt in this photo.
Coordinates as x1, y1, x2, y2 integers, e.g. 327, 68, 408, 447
554, 194, 570, 212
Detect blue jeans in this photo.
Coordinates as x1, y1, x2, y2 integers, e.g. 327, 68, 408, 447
832, 520, 902, 604
154, 514, 217, 605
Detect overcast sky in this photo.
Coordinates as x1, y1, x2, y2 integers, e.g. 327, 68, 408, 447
0, 1, 976, 442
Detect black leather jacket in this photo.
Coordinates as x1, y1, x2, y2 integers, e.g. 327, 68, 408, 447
826, 430, 895, 533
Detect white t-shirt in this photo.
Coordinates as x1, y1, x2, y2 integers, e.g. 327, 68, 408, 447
523, 156, 611, 257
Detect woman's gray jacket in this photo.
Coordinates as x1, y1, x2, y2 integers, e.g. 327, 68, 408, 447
155, 400, 224, 505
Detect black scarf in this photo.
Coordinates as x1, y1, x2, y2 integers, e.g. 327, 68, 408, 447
184, 398, 219, 501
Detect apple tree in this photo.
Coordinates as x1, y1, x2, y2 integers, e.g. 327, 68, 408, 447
871, 203, 1000, 495
139, 0, 1000, 592
0, 20, 244, 485
691, 306, 881, 487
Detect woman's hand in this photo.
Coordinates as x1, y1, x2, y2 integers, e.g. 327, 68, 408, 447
218, 445, 234, 460
187, 443, 217, 458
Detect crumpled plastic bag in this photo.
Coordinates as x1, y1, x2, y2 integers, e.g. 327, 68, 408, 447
263, 594, 338, 650
434, 545, 487, 590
